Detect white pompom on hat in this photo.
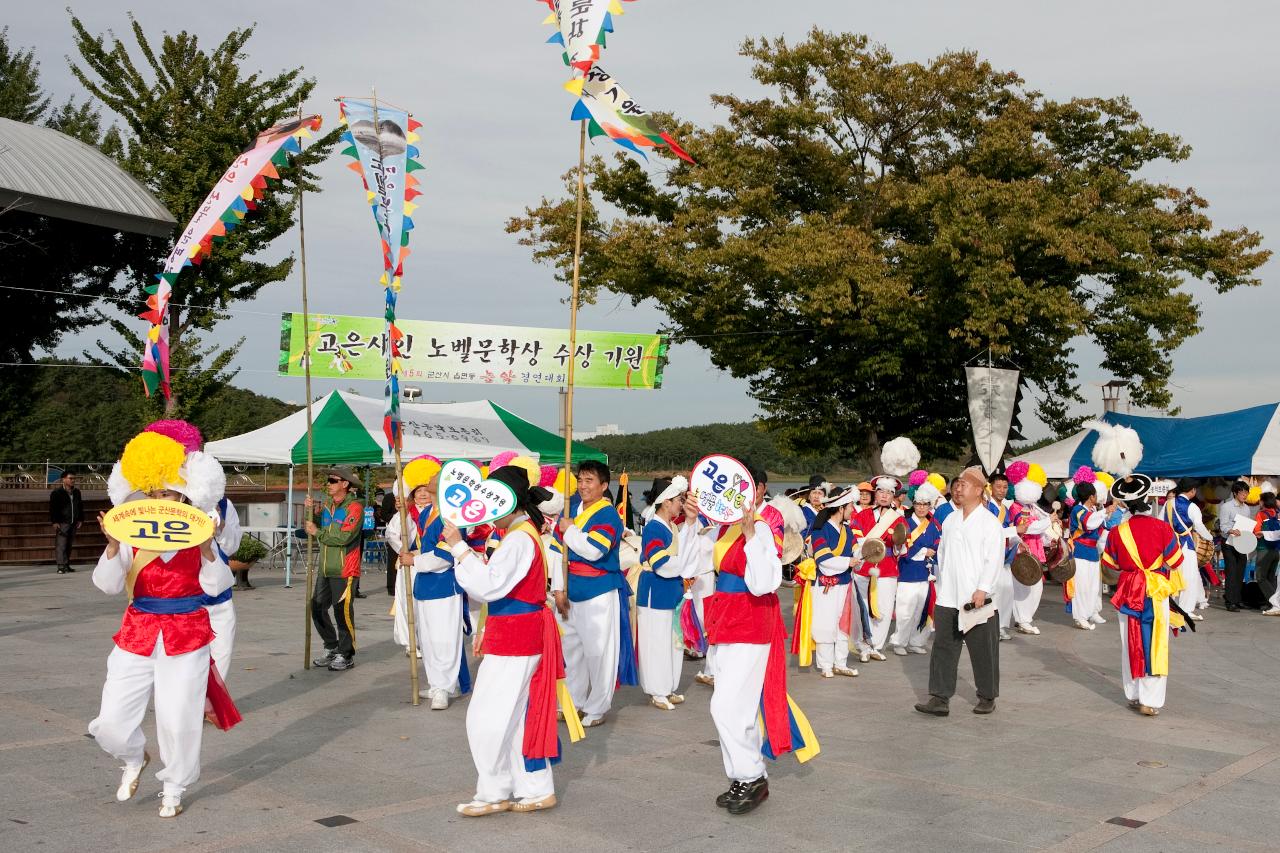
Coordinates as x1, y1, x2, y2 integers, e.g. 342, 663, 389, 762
880, 436, 921, 478
1013, 479, 1043, 505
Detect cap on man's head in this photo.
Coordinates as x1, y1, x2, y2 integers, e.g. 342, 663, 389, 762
326, 466, 360, 488
958, 466, 987, 492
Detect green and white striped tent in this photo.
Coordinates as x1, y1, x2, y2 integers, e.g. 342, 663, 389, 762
205, 390, 605, 465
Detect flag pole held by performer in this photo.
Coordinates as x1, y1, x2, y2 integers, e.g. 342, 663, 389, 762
560, 118, 588, 595
297, 97, 318, 671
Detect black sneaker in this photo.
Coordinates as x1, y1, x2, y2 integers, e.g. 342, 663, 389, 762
716, 781, 747, 808
56, 566, 68, 574
328, 654, 355, 671
726, 777, 768, 815
312, 650, 337, 667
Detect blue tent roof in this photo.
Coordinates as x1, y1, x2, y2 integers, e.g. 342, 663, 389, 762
1066, 404, 1280, 478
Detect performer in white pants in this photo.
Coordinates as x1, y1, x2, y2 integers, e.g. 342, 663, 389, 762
448, 464, 579, 816
703, 466, 818, 816
554, 461, 633, 727
386, 455, 468, 710
1067, 480, 1106, 629
1008, 470, 1051, 634
851, 477, 908, 662
689, 569, 717, 684
1165, 481, 1212, 618
891, 484, 941, 654
141, 420, 241, 683
91, 430, 237, 818
636, 476, 697, 709
800, 486, 860, 677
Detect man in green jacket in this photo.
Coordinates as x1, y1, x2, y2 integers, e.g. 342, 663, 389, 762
306, 467, 365, 671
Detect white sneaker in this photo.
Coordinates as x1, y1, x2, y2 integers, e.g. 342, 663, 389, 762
116, 752, 150, 802
893, 646, 907, 656
158, 792, 183, 818
430, 689, 450, 711
907, 646, 928, 655
1090, 614, 1106, 625
999, 628, 1012, 641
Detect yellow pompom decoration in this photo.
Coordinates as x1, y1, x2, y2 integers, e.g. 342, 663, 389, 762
1095, 471, 1115, 489
402, 456, 442, 495
508, 455, 540, 488
926, 472, 946, 493
1247, 486, 1262, 505
553, 468, 578, 497
120, 432, 186, 494
1026, 463, 1047, 487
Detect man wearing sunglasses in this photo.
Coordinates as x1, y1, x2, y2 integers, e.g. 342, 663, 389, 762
305, 467, 365, 671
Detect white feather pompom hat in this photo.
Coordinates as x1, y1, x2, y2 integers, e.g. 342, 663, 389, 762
880, 436, 921, 478
1087, 420, 1143, 478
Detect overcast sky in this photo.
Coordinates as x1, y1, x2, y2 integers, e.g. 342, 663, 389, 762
16, 0, 1278, 440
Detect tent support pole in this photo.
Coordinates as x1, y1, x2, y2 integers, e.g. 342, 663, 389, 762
285, 464, 294, 587
559, 119, 588, 593
297, 95, 318, 671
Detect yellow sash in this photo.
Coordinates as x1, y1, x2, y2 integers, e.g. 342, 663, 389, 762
713, 524, 744, 571
125, 548, 164, 603
513, 519, 585, 743
906, 516, 930, 548
1115, 523, 1186, 677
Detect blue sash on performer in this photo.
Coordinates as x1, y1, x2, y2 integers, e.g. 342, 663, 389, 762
489, 597, 541, 616
201, 588, 233, 607
131, 595, 205, 615
716, 572, 749, 594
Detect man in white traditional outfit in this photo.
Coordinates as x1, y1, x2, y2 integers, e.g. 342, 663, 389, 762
915, 466, 1003, 717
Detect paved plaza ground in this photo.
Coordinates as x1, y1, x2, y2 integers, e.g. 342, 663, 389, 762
3, 562, 1280, 852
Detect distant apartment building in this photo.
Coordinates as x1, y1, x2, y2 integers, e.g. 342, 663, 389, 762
573, 423, 624, 441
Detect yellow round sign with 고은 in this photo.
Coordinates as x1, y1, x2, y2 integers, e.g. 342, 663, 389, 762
101, 499, 215, 552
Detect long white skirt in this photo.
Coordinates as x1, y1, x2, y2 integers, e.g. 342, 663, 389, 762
810, 581, 850, 671
637, 605, 682, 699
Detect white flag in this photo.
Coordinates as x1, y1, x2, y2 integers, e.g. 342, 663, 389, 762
966, 366, 1020, 474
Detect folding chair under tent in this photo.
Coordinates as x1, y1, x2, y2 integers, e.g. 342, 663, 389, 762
205, 390, 607, 582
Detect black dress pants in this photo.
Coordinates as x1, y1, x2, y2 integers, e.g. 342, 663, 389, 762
312, 575, 357, 657
927, 605, 1000, 701
1222, 546, 1247, 607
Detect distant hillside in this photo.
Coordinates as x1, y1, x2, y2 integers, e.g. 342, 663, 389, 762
586, 421, 863, 478
0, 362, 298, 462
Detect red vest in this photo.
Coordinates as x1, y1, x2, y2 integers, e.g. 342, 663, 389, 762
851, 507, 905, 578
114, 547, 214, 657
482, 526, 551, 657
704, 526, 781, 646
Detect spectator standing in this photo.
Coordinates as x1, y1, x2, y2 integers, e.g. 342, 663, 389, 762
1218, 480, 1255, 612
49, 471, 83, 574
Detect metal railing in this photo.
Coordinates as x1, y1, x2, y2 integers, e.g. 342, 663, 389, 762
0, 461, 274, 490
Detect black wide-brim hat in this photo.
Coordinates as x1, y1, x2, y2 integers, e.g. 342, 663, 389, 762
1112, 473, 1153, 503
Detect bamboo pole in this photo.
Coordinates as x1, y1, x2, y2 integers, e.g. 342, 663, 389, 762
298, 98, 318, 670
371, 87, 421, 705
560, 119, 588, 592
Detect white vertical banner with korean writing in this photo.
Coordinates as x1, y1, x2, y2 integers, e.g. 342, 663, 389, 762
965, 366, 1020, 474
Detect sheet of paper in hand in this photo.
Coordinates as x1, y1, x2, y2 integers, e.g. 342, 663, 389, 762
437, 459, 517, 528
959, 600, 996, 634
690, 454, 754, 525
102, 499, 215, 552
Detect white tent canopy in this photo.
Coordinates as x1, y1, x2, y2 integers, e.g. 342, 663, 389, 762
205, 390, 604, 465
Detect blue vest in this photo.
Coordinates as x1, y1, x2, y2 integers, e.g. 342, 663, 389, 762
900, 515, 940, 583
566, 496, 624, 602
1165, 495, 1196, 551
1070, 503, 1101, 560
811, 521, 853, 585
636, 518, 682, 610
408, 506, 461, 601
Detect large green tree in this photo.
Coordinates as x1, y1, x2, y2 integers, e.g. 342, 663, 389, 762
69, 14, 338, 415
509, 31, 1270, 468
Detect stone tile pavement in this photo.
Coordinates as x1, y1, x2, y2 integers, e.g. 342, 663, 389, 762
2, 564, 1278, 852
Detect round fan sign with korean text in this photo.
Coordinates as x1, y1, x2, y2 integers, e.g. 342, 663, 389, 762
690, 454, 755, 525
101, 499, 216, 552
437, 459, 517, 528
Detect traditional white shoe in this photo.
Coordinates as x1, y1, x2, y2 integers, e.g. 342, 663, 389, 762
694, 672, 714, 686
667, 693, 686, 705
1015, 623, 1040, 635
868, 650, 887, 662
580, 713, 606, 728
893, 646, 908, 656
998, 629, 1012, 641
907, 646, 928, 654
859, 650, 870, 663
1090, 614, 1106, 625
650, 695, 676, 711
116, 752, 150, 802
158, 793, 183, 818
1264, 607, 1280, 616
457, 799, 510, 817
430, 689, 450, 711
1189, 612, 1204, 622
832, 666, 859, 677
510, 794, 557, 813
820, 669, 834, 678
1074, 620, 1091, 630
1086, 621, 1096, 630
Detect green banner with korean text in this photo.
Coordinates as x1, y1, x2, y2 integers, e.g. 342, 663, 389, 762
279, 312, 669, 390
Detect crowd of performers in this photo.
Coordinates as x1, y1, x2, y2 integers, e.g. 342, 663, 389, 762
84, 420, 1280, 819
